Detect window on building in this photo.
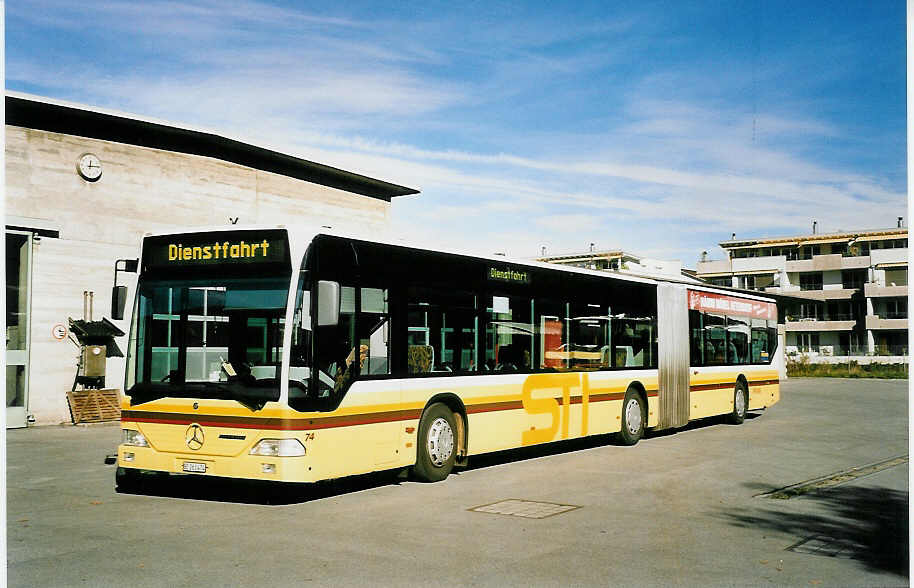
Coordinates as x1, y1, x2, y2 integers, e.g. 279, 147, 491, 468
841, 269, 866, 290
797, 333, 820, 353
739, 274, 774, 291
798, 302, 820, 320
884, 268, 908, 287
884, 297, 907, 319
825, 300, 853, 321
799, 272, 823, 291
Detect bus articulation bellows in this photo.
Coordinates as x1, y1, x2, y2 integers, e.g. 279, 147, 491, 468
116, 227, 780, 488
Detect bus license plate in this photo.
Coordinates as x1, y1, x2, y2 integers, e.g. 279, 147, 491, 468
182, 462, 206, 473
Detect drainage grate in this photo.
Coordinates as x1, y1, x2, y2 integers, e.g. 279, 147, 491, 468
787, 535, 867, 559
756, 455, 908, 499
469, 499, 580, 519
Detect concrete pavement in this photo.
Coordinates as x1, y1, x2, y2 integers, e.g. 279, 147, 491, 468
6, 377, 908, 586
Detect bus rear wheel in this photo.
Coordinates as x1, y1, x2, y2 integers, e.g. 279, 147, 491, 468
618, 389, 645, 446
727, 382, 748, 425
413, 403, 457, 482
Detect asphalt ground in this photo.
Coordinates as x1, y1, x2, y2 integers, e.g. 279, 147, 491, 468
5, 378, 909, 587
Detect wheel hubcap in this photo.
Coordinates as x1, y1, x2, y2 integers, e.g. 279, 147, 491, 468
735, 388, 746, 417
427, 417, 454, 467
625, 399, 642, 435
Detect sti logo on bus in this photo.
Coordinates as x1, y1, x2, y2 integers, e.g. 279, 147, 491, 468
168, 240, 271, 262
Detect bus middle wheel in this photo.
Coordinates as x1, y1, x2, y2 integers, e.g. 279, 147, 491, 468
618, 389, 646, 446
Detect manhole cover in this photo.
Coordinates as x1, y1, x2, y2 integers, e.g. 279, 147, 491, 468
787, 535, 866, 559
469, 499, 580, 519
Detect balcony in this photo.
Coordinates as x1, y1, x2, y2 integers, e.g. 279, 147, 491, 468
783, 288, 857, 301
730, 256, 785, 273
695, 259, 731, 275
865, 315, 909, 330
864, 283, 908, 298
785, 254, 870, 273
870, 247, 908, 266
784, 318, 857, 332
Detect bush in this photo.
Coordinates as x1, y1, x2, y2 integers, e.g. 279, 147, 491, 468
786, 357, 909, 379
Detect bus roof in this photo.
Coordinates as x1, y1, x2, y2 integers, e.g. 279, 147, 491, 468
140, 223, 779, 304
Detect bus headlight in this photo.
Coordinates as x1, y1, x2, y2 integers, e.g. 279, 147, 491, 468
250, 438, 306, 457
122, 429, 149, 447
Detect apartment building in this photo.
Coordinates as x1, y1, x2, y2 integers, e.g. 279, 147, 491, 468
696, 225, 908, 360
537, 248, 698, 281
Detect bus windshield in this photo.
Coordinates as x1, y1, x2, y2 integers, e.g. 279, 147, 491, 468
126, 276, 290, 410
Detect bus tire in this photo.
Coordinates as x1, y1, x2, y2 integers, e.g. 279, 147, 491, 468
413, 403, 457, 483
727, 381, 747, 425
618, 389, 646, 446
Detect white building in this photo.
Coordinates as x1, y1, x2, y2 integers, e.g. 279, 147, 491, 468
5, 92, 418, 427
537, 249, 699, 282
696, 226, 908, 362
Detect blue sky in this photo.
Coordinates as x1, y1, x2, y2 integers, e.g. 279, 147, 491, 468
6, 1, 907, 265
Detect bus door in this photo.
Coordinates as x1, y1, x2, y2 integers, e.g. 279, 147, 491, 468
656, 283, 689, 429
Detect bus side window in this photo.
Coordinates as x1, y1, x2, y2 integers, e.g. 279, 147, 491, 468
728, 315, 750, 365
704, 313, 727, 366
536, 299, 568, 371
689, 310, 704, 366
750, 318, 769, 363
488, 295, 533, 371
315, 285, 357, 396
766, 321, 778, 363
569, 302, 611, 371
360, 287, 390, 376
408, 287, 478, 374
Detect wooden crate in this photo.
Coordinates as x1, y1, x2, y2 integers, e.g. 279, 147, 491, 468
67, 389, 121, 424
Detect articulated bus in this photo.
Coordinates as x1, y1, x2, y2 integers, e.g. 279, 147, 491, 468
116, 227, 780, 488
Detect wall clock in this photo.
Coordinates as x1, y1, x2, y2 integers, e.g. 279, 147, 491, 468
77, 153, 102, 182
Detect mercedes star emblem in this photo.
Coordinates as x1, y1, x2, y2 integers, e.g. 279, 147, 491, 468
185, 424, 205, 450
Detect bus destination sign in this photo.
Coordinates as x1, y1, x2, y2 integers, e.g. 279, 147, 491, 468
142, 230, 290, 273
688, 290, 777, 321
488, 266, 531, 285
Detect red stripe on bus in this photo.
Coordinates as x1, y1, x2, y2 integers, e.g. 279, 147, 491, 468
690, 379, 779, 392
121, 388, 665, 430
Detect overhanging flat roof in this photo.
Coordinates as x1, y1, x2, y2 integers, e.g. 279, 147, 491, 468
6, 92, 419, 202
720, 227, 907, 250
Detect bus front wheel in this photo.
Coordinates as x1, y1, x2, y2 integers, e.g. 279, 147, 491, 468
413, 403, 457, 483
618, 390, 645, 446
727, 382, 748, 425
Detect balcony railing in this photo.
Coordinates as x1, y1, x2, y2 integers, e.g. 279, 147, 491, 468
788, 344, 909, 357
786, 314, 856, 322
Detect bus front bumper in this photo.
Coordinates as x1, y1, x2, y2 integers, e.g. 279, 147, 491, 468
116, 445, 316, 483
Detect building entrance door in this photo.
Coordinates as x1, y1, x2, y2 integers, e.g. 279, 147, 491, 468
7, 231, 32, 428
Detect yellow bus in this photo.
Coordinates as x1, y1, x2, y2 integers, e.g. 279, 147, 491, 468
116, 227, 780, 488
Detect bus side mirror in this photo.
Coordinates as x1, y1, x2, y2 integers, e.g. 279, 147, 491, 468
111, 286, 128, 320
111, 258, 138, 321
317, 280, 341, 326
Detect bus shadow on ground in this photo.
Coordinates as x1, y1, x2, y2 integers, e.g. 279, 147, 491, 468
115, 470, 406, 505
458, 411, 758, 470
114, 413, 757, 505
717, 483, 908, 577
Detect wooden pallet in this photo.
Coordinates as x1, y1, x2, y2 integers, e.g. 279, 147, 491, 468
67, 389, 121, 424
